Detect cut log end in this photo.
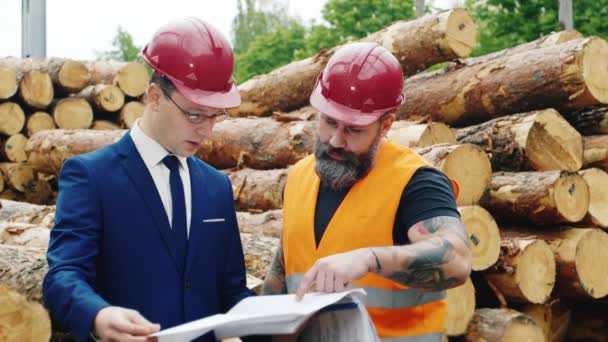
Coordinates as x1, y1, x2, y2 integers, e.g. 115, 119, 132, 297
19, 71, 54, 109
116, 62, 149, 97
576, 229, 608, 298
120, 101, 145, 128
92, 120, 121, 130
4, 134, 28, 163
445, 8, 477, 57
0, 67, 18, 99
445, 276, 475, 336
582, 37, 608, 104
526, 109, 582, 171
0, 102, 26, 136
517, 240, 556, 304
442, 144, 491, 206
0, 287, 51, 342
26, 112, 56, 136
53, 98, 93, 129
458, 206, 500, 271
579, 168, 608, 228
57, 60, 90, 93
466, 309, 544, 342
554, 173, 589, 222
389, 122, 456, 148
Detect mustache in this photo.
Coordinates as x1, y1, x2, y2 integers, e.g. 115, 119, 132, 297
316, 143, 360, 165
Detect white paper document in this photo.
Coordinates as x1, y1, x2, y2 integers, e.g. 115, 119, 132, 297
151, 289, 379, 342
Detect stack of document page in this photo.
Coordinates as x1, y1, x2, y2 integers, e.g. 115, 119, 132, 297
151, 289, 380, 342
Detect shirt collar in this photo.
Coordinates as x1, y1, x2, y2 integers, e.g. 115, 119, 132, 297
130, 119, 188, 170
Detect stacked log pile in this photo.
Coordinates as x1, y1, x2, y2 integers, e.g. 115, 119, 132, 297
1, 8, 607, 341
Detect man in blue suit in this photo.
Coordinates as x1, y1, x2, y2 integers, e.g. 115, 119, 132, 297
43, 18, 256, 341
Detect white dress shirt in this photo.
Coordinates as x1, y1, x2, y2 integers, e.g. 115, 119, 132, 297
130, 119, 192, 237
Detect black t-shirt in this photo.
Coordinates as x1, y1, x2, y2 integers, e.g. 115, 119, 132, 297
313, 167, 460, 246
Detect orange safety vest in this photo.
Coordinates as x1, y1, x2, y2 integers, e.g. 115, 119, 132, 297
283, 141, 456, 342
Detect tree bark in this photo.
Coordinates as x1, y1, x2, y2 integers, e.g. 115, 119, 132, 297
397, 37, 608, 126
445, 277, 476, 336
119, 101, 145, 128
19, 70, 54, 109
522, 300, 571, 342
236, 210, 282, 238
0, 66, 19, 100
227, 168, 288, 211
1, 134, 28, 163
52, 98, 94, 129
566, 307, 608, 342
578, 168, 608, 228
483, 235, 556, 304
26, 129, 125, 174
26, 111, 56, 136
387, 121, 456, 148
0, 57, 91, 94
458, 205, 500, 271
0, 199, 55, 228
465, 308, 544, 342
456, 109, 583, 172
0, 101, 26, 136
76, 84, 125, 113
582, 135, 608, 171
85, 61, 149, 97
563, 104, 608, 135
487, 171, 590, 224
197, 118, 314, 169
0, 244, 47, 302
415, 143, 492, 206
91, 120, 121, 130
240, 233, 279, 280
0, 222, 50, 248
0, 163, 35, 193
230, 8, 476, 118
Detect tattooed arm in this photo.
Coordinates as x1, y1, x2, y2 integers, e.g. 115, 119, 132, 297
371, 216, 471, 291
262, 236, 288, 295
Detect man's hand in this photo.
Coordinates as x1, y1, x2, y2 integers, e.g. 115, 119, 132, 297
93, 306, 160, 342
295, 248, 374, 300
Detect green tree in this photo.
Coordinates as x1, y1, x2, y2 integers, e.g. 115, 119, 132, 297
465, 0, 608, 57
95, 26, 143, 63
231, 0, 290, 54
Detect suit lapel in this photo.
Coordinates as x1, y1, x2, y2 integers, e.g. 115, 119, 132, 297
117, 133, 182, 275
185, 158, 212, 276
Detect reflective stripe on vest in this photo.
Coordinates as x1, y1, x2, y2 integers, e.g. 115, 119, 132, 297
382, 333, 443, 342
286, 273, 445, 309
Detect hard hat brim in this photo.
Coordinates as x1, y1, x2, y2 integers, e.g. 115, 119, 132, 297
169, 74, 241, 109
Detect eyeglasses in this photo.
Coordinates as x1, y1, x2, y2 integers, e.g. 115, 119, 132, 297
160, 87, 228, 124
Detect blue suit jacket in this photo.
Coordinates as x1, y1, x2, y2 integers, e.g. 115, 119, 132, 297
43, 133, 254, 341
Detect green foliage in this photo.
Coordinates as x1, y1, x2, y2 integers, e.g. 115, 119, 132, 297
466, 0, 608, 57
231, 0, 290, 54
95, 26, 143, 63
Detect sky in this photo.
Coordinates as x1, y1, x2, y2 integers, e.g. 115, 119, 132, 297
0, 0, 461, 60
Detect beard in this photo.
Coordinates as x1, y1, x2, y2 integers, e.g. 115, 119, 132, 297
314, 131, 382, 191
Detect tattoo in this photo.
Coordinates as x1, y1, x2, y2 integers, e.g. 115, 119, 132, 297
370, 248, 382, 272
389, 237, 460, 291
410, 216, 470, 246
262, 239, 287, 295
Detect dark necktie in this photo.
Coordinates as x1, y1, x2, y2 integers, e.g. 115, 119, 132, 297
162, 155, 187, 275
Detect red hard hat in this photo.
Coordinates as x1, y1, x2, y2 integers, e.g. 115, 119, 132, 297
142, 17, 240, 108
310, 42, 404, 126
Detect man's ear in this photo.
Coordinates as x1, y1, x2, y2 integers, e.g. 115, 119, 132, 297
146, 84, 162, 110
380, 113, 396, 137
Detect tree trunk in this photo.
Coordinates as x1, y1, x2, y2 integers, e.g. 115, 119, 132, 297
197, 118, 314, 170
483, 235, 556, 304
578, 168, 608, 228
26, 111, 56, 136
563, 104, 608, 135
19, 70, 54, 109
240, 233, 279, 280
445, 277, 476, 336
387, 121, 456, 148
236, 210, 282, 238
415, 143, 492, 206
0, 244, 47, 302
487, 171, 590, 224
230, 8, 476, 118
22, 177, 54, 205
456, 109, 583, 172
119, 101, 145, 128
26, 129, 125, 174
0, 57, 91, 94
76, 84, 125, 113
1, 134, 28, 163
91, 120, 121, 130
0, 101, 26, 136
0, 222, 50, 248
0, 286, 51, 342
458, 205, 500, 271
52, 98, 94, 129
465, 308, 544, 342
0, 67, 19, 100
0, 163, 35, 193
0, 199, 55, 228
85, 61, 149, 97
522, 299, 572, 342
397, 37, 608, 126
227, 168, 288, 211
583, 135, 608, 171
